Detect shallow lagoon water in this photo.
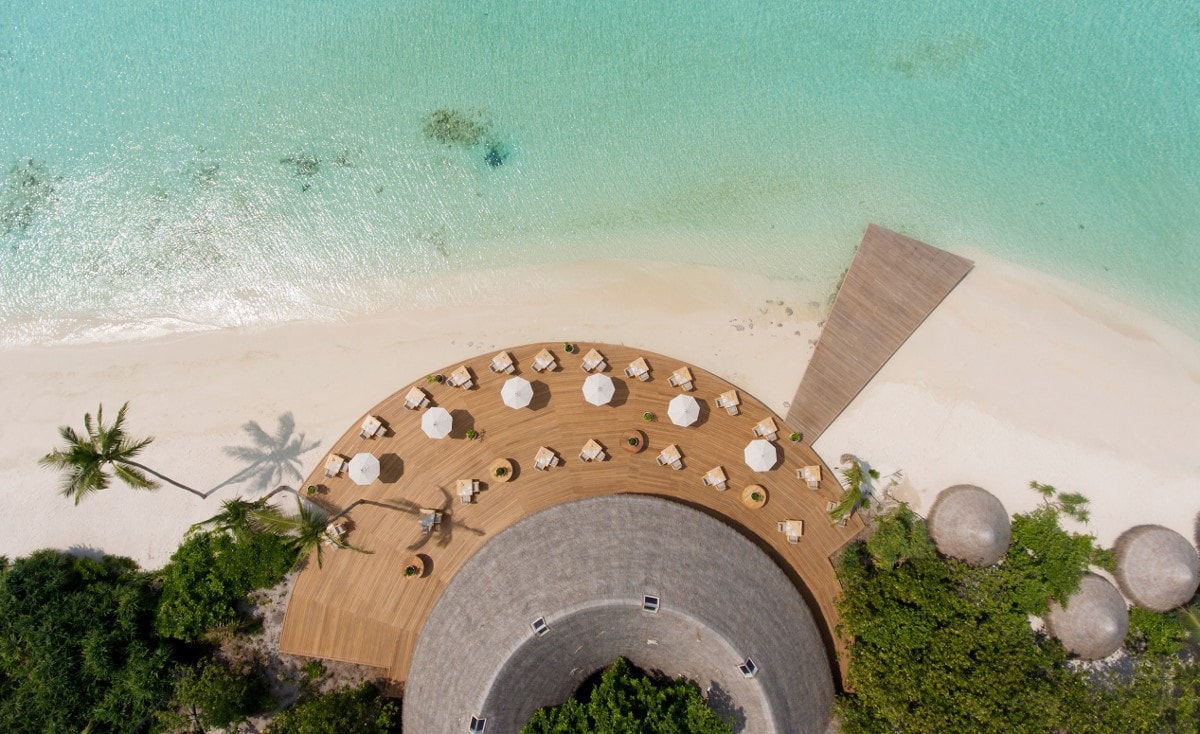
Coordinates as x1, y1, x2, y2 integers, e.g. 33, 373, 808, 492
1, 1, 1197, 344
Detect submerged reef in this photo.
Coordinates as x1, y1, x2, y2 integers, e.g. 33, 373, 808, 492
422, 108, 492, 146
483, 140, 509, 167
279, 154, 320, 177
1, 158, 58, 237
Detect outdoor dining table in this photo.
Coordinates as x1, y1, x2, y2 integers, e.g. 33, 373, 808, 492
532, 348, 558, 372
456, 478, 480, 501
491, 351, 515, 373
658, 444, 682, 465
534, 446, 558, 469
418, 508, 441, 532
669, 366, 694, 390
448, 365, 473, 387
580, 439, 604, 461
361, 415, 384, 438
581, 348, 606, 372
626, 356, 650, 379
404, 386, 429, 410
717, 389, 741, 408
753, 416, 779, 441
324, 454, 347, 477
799, 465, 822, 489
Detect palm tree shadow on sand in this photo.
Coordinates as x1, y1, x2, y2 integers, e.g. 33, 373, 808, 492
208, 413, 321, 498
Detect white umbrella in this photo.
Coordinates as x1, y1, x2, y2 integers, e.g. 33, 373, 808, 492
501, 376, 533, 409
421, 406, 453, 439
744, 439, 778, 472
347, 452, 380, 486
667, 394, 700, 427
582, 373, 615, 406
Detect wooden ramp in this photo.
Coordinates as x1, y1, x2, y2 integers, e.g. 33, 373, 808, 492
278, 343, 864, 692
787, 225, 973, 442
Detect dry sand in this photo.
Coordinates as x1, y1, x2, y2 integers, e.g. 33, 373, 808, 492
1, 253, 1197, 567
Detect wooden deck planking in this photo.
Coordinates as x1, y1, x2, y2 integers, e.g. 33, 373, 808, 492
787, 225, 974, 442
279, 343, 864, 689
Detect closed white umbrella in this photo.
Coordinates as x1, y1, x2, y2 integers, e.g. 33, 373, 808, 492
347, 452, 380, 486
744, 439, 778, 472
421, 406, 453, 439
582, 373, 615, 406
667, 394, 700, 427
501, 376, 534, 409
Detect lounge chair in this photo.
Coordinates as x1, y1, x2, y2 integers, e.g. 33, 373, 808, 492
702, 475, 727, 491
725, 405, 739, 416
637, 371, 650, 382
670, 458, 683, 470
623, 367, 636, 378
656, 454, 669, 466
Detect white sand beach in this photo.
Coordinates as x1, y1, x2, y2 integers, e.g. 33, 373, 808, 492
1, 253, 1197, 567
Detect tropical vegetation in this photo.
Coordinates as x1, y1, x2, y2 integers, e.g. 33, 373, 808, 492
265, 682, 399, 734
40, 402, 202, 502
835, 492, 1200, 732
522, 657, 734, 734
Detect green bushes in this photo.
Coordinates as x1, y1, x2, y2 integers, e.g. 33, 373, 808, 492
266, 682, 399, 734
0, 551, 174, 734
522, 657, 734, 734
155, 657, 271, 732
835, 502, 1200, 733
155, 528, 295, 641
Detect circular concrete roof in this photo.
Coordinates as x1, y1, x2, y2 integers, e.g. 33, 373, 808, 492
1045, 573, 1129, 660
1115, 525, 1200, 612
403, 495, 834, 734
927, 485, 1011, 566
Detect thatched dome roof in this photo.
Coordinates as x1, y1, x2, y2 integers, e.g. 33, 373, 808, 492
403, 495, 834, 734
926, 485, 1011, 566
1114, 525, 1200, 612
1045, 574, 1129, 660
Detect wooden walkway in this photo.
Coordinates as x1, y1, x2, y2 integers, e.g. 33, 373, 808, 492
787, 225, 974, 442
278, 343, 864, 690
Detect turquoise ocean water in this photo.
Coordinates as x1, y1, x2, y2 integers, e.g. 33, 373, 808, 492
1, 1, 1198, 345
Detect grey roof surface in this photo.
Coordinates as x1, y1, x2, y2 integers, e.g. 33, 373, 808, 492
403, 495, 834, 734
926, 485, 1011, 566
1114, 525, 1200, 612
1045, 573, 1129, 660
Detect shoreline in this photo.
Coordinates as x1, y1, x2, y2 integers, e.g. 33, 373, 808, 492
2, 252, 1198, 566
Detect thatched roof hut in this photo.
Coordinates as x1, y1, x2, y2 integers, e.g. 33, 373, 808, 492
1114, 525, 1200, 612
1045, 574, 1129, 660
403, 495, 834, 734
926, 484, 1011, 566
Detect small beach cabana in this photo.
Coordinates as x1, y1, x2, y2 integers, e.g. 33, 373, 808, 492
582, 373, 615, 406
744, 439, 777, 472
1044, 573, 1129, 660
501, 376, 534, 409
667, 394, 700, 427
1114, 525, 1200, 612
421, 407, 453, 439
347, 452, 380, 486
926, 484, 1011, 567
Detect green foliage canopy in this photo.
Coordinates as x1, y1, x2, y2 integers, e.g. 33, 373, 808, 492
266, 683, 399, 734
522, 657, 734, 734
155, 656, 270, 732
0, 550, 174, 734
155, 528, 295, 641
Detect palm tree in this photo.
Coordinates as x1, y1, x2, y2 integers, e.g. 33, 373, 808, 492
190, 496, 270, 540
250, 497, 370, 569
40, 402, 202, 504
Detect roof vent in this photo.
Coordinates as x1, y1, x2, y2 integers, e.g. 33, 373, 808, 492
738, 658, 758, 678
469, 715, 487, 732
642, 595, 660, 613
530, 616, 549, 636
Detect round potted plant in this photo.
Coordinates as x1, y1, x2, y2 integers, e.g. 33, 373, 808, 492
494, 465, 508, 479
621, 430, 646, 453
789, 431, 802, 443
403, 555, 425, 579
642, 411, 656, 422
306, 485, 318, 496
426, 373, 445, 385
465, 428, 479, 440
563, 342, 576, 353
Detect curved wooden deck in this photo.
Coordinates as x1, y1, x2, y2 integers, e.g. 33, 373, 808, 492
278, 343, 863, 690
